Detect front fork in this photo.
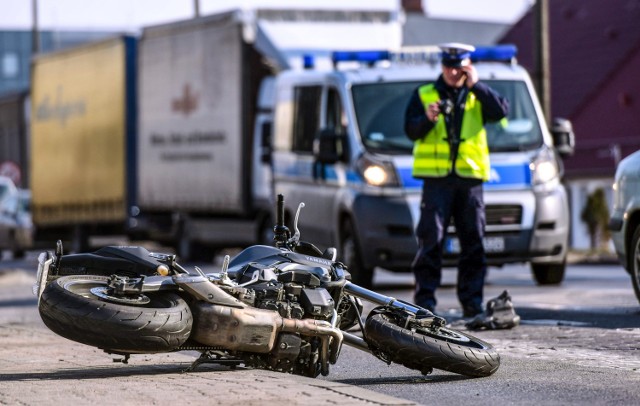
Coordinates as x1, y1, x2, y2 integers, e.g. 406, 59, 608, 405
33, 252, 54, 304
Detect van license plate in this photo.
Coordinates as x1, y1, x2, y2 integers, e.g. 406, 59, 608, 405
446, 237, 505, 254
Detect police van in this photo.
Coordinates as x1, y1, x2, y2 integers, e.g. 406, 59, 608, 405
271, 45, 575, 287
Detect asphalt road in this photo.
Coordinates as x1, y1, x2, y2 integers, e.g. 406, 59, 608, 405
320, 262, 640, 405
1, 250, 639, 405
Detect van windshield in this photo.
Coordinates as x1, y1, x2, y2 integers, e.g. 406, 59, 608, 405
351, 80, 543, 154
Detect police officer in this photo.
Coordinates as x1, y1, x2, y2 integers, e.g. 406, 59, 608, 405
404, 43, 509, 317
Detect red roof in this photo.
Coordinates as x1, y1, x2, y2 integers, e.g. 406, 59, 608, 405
499, 0, 640, 178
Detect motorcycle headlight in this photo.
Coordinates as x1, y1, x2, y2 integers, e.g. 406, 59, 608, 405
356, 153, 399, 187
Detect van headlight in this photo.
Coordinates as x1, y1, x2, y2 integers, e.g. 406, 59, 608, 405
356, 153, 399, 187
530, 148, 560, 186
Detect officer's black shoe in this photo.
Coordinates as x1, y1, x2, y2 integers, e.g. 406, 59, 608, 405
462, 306, 483, 318
416, 302, 435, 314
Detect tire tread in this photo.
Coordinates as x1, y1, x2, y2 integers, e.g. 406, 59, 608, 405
39, 275, 192, 353
365, 313, 500, 377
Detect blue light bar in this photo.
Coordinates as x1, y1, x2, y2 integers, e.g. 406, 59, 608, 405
329, 45, 518, 69
303, 54, 315, 69
470, 44, 517, 62
332, 50, 390, 65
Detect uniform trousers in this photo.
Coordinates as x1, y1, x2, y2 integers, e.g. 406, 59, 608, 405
412, 175, 487, 315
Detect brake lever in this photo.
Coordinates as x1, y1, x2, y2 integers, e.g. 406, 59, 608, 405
287, 202, 305, 247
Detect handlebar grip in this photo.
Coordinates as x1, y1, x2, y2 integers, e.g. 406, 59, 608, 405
276, 194, 284, 227
273, 194, 290, 247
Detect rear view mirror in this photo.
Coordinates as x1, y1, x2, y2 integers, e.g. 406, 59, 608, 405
550, 118, 575, 158
313, 129, 348, 164
260, 121, 272, 164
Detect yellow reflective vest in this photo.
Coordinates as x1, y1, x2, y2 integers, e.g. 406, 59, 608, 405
413, 84, 490, 181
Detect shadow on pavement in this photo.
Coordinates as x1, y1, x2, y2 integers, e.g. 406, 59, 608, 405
0, 362, 239, 382
516, 306, 640, 329
334, 373, 469, 386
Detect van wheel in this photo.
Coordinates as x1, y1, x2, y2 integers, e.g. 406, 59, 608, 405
341, 219, 373, 288
531, 262, 566, 285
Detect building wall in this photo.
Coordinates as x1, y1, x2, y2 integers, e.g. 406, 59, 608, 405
567, 178, 614, 252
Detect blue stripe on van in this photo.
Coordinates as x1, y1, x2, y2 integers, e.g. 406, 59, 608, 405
398, 162, 531, 189
398, 167, 423, 189
485, 162, 531, 189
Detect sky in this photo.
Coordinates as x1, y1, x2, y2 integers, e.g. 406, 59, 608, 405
0, 0, 534, 32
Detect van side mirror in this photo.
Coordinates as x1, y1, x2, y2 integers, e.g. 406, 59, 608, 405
550, 117, 575, 158
260, 121, 272, 164
313, 128, 348, 164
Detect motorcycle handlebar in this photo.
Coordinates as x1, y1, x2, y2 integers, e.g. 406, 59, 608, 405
273, 194, 290, 247
276, 194, 284, 228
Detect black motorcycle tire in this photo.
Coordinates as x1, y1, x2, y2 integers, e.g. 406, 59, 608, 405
365, 313, 500, 377
39, 275, 192, 354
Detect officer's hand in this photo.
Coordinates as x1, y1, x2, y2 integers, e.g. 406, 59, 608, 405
462, 65, 478, 88
426, 102, 440, 122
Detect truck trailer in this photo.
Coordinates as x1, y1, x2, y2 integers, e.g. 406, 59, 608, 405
30, 35, 137, 251
30, 14, 279, 258
129, 12, 277, 259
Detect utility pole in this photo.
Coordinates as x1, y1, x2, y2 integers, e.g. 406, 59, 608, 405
194, 0, 200, 18
31, 0, 40, 54
534, 0, 551, 125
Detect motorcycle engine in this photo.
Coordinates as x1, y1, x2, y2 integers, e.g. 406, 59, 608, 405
224, 262, 337, 376
233, 263, 336, 320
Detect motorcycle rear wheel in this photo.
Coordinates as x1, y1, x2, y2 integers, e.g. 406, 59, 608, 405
365, 313, 500, 377
39, 275, 192, 353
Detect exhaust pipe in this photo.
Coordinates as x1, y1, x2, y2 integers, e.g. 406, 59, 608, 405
191, 303, 343, 373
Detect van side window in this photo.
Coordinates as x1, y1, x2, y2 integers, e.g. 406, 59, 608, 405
326, 88, 345, 135
292, 85, 322, 153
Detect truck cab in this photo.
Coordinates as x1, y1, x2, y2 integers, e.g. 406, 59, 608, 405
271, 46, 574, 287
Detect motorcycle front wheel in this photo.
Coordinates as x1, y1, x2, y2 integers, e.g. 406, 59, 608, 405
365, 313, 500, 377
39, 275, 193, 353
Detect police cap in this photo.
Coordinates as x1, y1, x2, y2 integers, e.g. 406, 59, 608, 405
439, 42, 476, 67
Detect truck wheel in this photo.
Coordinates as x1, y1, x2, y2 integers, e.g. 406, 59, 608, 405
629, 226, 640, 304
258, 216, 274, 246
71, 225, 90, 253
177, 239, 215, 262
531, 262, 566, 285
341, 219, 374, 288
176, 236, 192, 261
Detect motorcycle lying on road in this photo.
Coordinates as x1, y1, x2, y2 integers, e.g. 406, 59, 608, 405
33, 195, 499, 378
